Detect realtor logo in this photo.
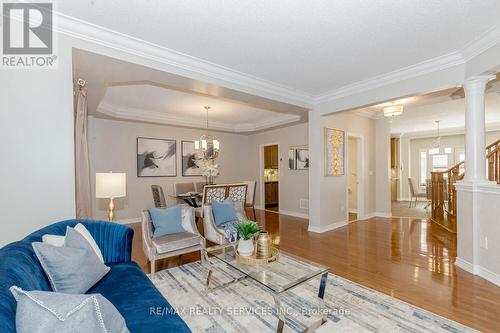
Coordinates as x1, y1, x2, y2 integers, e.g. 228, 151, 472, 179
1, 2, 57, 68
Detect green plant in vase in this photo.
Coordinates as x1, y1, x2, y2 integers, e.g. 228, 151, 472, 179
235, 220, 259, 256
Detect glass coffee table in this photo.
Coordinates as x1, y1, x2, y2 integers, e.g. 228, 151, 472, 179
203, 243, 329, 333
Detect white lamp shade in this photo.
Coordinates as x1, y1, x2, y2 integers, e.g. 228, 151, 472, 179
96, 172, 126, 198
383, 105, 404, 117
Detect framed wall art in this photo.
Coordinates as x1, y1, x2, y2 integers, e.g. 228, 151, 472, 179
324, 128, 345, 176
137, 137, 176, 177
181, 140, 202, 176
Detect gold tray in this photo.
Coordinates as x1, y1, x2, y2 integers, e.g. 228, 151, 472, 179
236, 247, 279, 265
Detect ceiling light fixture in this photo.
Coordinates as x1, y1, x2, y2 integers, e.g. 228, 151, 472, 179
195, 106, 220, 160
383, 104, 404, 117
428, 120, 441, 155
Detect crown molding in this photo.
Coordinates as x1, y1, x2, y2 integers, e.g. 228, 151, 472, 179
315, 52, 465, 104
461, 22, 500, 61
55, 11, 500, 107
54, 12, 315, 107
96, 102, 301, 133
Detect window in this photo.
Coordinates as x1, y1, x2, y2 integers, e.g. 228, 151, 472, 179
420, 151, 427, 185
432, 154, 448, 170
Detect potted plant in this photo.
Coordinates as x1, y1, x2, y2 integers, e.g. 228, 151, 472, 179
235, 220, 259, 256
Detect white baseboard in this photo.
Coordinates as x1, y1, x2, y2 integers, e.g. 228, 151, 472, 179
477, 266, 500, 287
255, 206, 309, 219
279, 209, 309, 219
116, 217, 141, 225
455, 257, 475, 273
308, 220, 347, 233
455, 257, 500, 287
374, 212, 392, 218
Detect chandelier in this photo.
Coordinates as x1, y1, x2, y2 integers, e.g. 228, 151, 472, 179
428, 120, 441, 155
195, 106, 220, 160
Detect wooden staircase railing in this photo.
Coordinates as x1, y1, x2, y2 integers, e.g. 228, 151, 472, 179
487, 139, 500, 184
431, 139, 500, 233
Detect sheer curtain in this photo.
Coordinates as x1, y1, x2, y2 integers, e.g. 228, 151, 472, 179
75, 83, 92, 218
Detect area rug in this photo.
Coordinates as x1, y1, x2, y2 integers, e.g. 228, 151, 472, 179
152, 258, 477, 333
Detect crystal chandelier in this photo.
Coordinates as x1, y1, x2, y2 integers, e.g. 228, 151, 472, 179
195, 106, 220, 160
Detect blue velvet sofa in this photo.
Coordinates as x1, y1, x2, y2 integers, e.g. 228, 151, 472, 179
0, 219, 191, 333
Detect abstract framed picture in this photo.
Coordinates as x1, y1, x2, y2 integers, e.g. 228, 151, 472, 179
288, 148, 296, 170
137, 137, 176, 177
324, 128, 345, 176
181, 141, 202, 176
295, 148, 309, 170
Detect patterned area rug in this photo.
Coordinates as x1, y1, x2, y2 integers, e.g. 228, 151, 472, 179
152, 258, 477, 333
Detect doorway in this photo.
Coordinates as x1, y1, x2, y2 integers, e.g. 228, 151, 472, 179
346, 134, 364, 222
260, 143, 280, 212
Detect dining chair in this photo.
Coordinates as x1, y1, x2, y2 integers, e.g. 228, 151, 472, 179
173, 182, 202, 217
243, 180, 257, 220
408, 177, 426, 208
141, 205, 205, 278
151, 185, 167, 208
193, 181, 206, 193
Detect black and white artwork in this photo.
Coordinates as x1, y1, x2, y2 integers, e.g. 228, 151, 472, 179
296, 148, 309, 170
137, 137, 176, 177
182, 141, 202, 176
288, 149, 296, 170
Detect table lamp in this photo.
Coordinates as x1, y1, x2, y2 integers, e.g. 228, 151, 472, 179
96, 172, 126, 221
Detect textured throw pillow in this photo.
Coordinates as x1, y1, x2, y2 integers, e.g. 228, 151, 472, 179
212, 198, 238, 226
32, 228, 110, 294
41, 223, 104, 263
10, 286, 129, 333
149, 205, 184, 238
42, 234, 65, 247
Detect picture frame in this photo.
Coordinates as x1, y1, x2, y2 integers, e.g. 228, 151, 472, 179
324, 128, 345, 176
295, 148, 309, 170
288, 148, 296, 170
137, 137, 177, 177
181, 140, 202, 176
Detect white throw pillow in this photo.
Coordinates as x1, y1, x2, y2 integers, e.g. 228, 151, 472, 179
42, 234, 65, 247
41, 223, 104, 263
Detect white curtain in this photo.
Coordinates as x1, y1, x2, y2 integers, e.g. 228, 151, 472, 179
75, 85, 92, 218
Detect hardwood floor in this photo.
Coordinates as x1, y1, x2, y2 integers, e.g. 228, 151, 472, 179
130, 209, 500, 332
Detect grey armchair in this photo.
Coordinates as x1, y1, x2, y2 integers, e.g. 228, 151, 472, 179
141, 205, 205, 277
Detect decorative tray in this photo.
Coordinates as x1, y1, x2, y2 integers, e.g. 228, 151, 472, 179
236, 247, 279, 265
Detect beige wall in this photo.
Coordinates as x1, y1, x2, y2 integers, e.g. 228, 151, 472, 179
88, 116, 250, 221
247, 123, 309, 217
320, 112, 376, 226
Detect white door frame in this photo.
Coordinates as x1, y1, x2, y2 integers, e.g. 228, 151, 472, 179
346, 133, 365, 221
258, 142, 281, 212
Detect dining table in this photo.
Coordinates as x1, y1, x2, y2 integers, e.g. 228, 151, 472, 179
169, 192, 202, 208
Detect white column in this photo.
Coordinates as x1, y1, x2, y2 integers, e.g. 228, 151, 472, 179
462, 75, 495, 182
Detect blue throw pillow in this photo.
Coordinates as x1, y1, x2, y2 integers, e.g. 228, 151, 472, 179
149, 205, 184, 238
32, 227, 110, 294
212, 198, 238, 226
10, 286, 129, 333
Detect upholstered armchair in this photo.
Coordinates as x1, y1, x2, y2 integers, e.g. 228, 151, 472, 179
141, 205, 205, 277
202, 201, 247, 245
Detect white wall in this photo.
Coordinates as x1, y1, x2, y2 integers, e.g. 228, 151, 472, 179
247, 123, 309, 217
0, 35, 76, 247
318, 112, 376, 229
88, 116, 250, 221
